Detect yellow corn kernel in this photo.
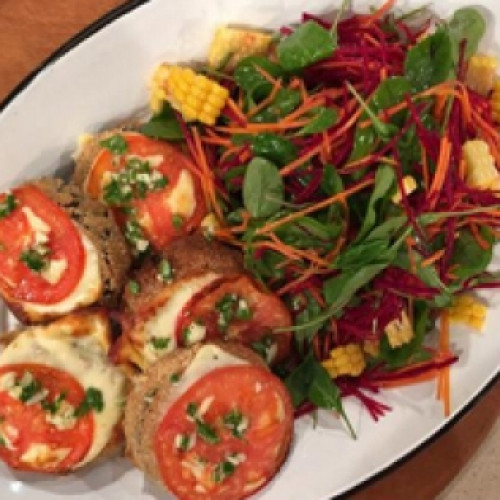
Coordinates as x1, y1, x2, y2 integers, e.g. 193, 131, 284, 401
148, 65, 229, 125
363, 339, 380, 358
448, 294, 487, 331
208, 26, 273, 71
466, 54, 498, 96
463, 140, 500, 190
392, 175, 417, 204
492, 79, 500, 124
385, 309, 413, 348
321, 344, 366, 378
149, 63, 171, 114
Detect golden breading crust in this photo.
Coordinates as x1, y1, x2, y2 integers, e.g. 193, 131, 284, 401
123, 341, 288, 486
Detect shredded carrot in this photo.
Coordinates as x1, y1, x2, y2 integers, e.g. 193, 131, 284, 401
226, 98, 248, 125
421, 248, 446, 268
255, 65, 280, 86
428, 135, 452, 209
469, 223, 490, 250
216, 120, 310, 134
433, 94, 448, 122
247, 79, 282, 118
437, 311, 451, 417
257, 177, 375, 235
281, 96, 326, 124
361, 0, 396, 25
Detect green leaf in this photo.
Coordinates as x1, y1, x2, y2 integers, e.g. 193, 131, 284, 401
275, 216, 341, 249
297, 107, 339, 135
404, 29, 453, 92
447, 7, 486, 61
321, 164, 344, 196
250, 133, 297, 166
450, 228, 493, 282
333, 239, 393, 270
234, 56, 284, 101
251, 88, 301, 123
293, 292, 324, 352
357, 164, 396, 241
139, 103, 183, 141
285, 352, 317, 406
349, 77, 411, 162
277, 20, 337, 72
243, 157, 284, 218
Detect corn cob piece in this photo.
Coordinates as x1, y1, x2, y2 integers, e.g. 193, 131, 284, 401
449, 294, 487, 331
149, 64, 229, 125
465, 54, 498, 96
492, 78, 500, 124
363, 339, 380, 358
385, 309, 413, 348
322, 344, 366, 378
392, 175, 417, 204
462, 139, 500, 190
208, 26, 273, 71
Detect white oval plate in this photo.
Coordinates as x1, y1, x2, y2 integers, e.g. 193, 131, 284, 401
1, 0, 500, 498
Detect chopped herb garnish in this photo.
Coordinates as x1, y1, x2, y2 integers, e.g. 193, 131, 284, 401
144, 388, 158, 405
100, 134, 128, 155
159, 259, 174, 283
172, 214, 184, 229
0, 436, 5, 447
186, 402, 198, 418
170, 372, 181, 383
74, 387, 104, 417
213, 460, 236, 483
0, 194, 17, 219
223, 409, 248, 438
41, 391, 67, 414
195, 420, 220, 444
19, 378, 42, 403
176, 433, 194, 452
20, 248, 48, 272
128, 279, 141, 294
251, 335, 275, 362
151, 337, 170, 349
124, 219, 149, 254
103, 178, 133, 206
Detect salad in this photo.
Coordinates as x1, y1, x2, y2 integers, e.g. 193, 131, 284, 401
140, 0, 500, 427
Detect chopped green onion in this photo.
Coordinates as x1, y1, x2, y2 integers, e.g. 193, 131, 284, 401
0, 194, 17, 219
100, 134, 128, 154
74, 387, 104, 417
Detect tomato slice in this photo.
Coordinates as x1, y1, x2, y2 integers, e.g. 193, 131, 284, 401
176, 275, 292, 363
86, 132, 207, 249
155, 365, 293, 500
0, 363, 93, 473
0, 185, 85, 304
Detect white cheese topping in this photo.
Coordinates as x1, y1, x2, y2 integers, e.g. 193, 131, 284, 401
164, 169, 197, 220
20, 443, 71, 468
142, 273, 220, 364
23, 229, 102, 316
22, 207, 51, 236
163, 344, 249, 413
126, 154, 165, 168
40, 258, 68, 285
0, 323, 126, 468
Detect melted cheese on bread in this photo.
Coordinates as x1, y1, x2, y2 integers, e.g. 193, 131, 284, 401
0, 315, 125, 468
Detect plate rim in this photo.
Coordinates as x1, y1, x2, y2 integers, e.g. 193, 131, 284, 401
0, 1, 499, 498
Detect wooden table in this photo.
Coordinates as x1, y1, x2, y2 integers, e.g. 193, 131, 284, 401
1, 1, 500, 498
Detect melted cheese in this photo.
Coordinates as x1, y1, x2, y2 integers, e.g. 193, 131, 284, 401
23, 229, 102, 316
0, 324, 126, 468
22, 207, 51, 235
20, 443, 71, 467
165, 344, 248, 410
40, 258, 68, 285
142, 273, 220, 364
165, 169, 197, 219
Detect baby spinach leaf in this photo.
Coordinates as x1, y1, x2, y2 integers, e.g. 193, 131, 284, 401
297, 106, 339, 135
450, 227, 493, 282
321, 164, 344, 196
349, 77, 411, 162
293, 292, 324, 352
356, 164, 396, 241
250, 133, 297, 166
234, 56, 284, 101
277, 20, 337, 72
333, 239, 393, 270
276, 216, 342, 249
243, 157, 284, 218
139, 102, 183, 141
404, 29, 453, 92
251, 88, 302, 123
447, 7, 486, 61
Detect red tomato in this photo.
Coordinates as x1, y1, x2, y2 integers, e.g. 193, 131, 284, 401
155, 365, 293, 500
86, 132, 207, 249
0, 363, 93, 473
0, 185, 85, 304
176, 275, 292, 363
